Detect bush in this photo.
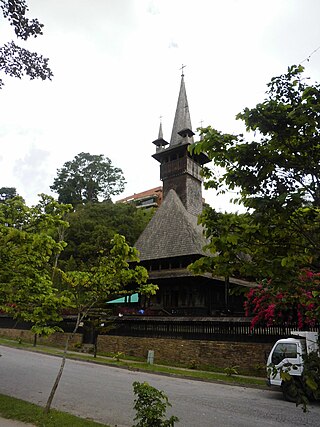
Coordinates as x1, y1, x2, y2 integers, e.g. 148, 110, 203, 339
132, 381, 179, 427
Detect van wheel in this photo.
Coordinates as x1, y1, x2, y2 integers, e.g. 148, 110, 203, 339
281, 379, 298, 403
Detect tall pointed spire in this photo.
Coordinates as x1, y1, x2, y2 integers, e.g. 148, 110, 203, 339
158, 119, 163, 139
152, 117, 168, 152
170, 72, 194, 146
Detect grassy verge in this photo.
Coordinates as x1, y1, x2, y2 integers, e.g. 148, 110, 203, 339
0, 394, 109, 427
0, 337, 266, 387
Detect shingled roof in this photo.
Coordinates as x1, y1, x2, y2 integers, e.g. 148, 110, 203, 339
135, 189, 207, 261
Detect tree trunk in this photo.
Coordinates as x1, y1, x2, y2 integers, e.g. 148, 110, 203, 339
44, 300, 97, 413
44, 313, 80, 414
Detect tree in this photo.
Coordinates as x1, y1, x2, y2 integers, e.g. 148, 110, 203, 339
59, 201, 154, 269
0, 194, 72, 334
189, 65, 320, 408
0, 0, 53, 88
50, 152, 126, 205
44, 234, 157, 413
0, 186, 18, 202
194, 65, 320, 211
190, 64, 320, 320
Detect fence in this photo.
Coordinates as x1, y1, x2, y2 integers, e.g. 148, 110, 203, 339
107, 317, 320, 343
1, 315, 319, 343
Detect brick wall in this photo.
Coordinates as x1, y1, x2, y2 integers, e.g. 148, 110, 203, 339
97, 335, 272, 374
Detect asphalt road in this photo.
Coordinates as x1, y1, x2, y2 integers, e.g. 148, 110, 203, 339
0, 345, 319, 427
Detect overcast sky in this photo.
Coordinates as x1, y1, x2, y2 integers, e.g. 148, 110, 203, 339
1, 0, 320, 212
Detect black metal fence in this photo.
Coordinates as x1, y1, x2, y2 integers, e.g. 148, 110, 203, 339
1, 315, 318, 343
107, 317, 320, 343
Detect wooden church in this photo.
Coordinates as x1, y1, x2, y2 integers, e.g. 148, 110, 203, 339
134, 72, 249, 317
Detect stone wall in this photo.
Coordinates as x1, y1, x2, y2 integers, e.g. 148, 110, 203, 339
0, 328, 82, 348
98, 335, 273, 375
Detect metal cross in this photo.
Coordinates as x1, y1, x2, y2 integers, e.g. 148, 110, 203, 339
180, 64, 186, 76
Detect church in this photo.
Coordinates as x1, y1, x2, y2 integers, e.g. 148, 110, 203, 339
134, 71, 249, 317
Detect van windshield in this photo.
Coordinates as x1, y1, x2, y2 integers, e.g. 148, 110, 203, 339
272, 342, 298, 365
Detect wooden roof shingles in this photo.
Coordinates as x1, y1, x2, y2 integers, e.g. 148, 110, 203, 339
135, 189, 207, 261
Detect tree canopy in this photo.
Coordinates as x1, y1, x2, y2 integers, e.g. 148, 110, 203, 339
0, 186, 18, 202
0, 0, 52, 88
194, 65, 320, 212
0, 194, 72, 334
50, 152, 126, 205
190, 65, 320, 325
59, 200, 154, 270
0, 192, 156, 412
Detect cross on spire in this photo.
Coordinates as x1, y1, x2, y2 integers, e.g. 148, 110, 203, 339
180, 64, 186, 77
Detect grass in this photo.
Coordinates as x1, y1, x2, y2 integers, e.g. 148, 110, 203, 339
0, 394, 109, 427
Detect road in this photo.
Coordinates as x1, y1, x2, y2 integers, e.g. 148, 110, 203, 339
0, 345, 319, 427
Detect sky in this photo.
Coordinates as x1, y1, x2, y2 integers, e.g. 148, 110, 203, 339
1, 0, 320, 212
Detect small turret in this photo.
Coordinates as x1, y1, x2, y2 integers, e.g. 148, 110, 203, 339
152, 120, 169, 152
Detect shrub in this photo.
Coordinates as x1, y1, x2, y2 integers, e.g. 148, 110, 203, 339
132, 381, 179, 427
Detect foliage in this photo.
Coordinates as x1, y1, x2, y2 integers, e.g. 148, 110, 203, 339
0, 186, 17, 202
50, 152, 126, 205
245, 272, 320, 328
113, 351, 124, 361
224, 366, 239, 377
44, 234, 157, 413
0, 0, 53, 88
189, 65, 320, 320
0, 194, 72, 335
189, 209, 255, 280
132, 381, 179, 427
62, 234, 157, 318
193, 65, 320, 211
302, 351, 320, 401
59, 201, 153, 269
190, 65, 320, 411
190, 204, 320, 288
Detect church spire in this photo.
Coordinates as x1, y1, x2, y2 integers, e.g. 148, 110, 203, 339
152, 117, 168, 152
158, 118, 163, 139
170, 70, 195, 146
152, 69, 210, 216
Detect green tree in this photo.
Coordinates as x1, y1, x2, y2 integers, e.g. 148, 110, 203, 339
45, 234, 157, 413
0, 0, 53, 88
59, 201, 154, 269
0, 186, 17, 202
194, 65, 320, 210
190, 66, 320, 408
0, 194, 72, 335
133, 381, 179, 427
50, 152, 126, 205
190, 65, 320, 286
